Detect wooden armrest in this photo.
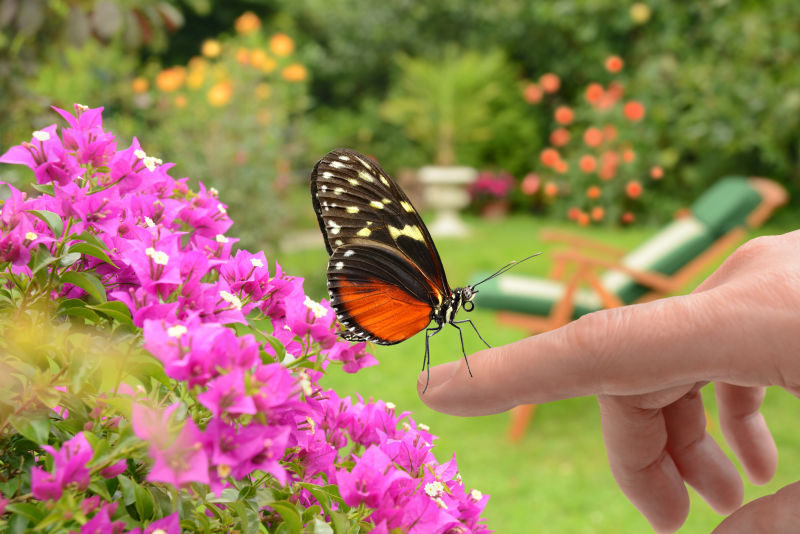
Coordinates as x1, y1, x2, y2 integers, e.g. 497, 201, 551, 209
746, 177, 789, 227
552, 250, 676, 293
540, 229, 627, 257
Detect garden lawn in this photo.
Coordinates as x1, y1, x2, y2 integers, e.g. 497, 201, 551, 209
279, 213, 800, 533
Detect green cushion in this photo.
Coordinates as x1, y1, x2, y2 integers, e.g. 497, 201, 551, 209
473, 275, 604, 319
691, 177, 761, 236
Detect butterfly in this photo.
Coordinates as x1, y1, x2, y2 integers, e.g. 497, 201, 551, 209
310, 148, 539, 391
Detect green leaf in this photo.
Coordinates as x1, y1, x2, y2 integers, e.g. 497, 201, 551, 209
59, 252, 82, 267
28, 209, 63, 238
61, 271, 107, 302
308, 518, 334, 534
269, 501, 303, 534
29, 244, 57, 276
5, 502, 45, 523
9, 415, 50, 444
134, 484, 155, 521
68, 242, 116, 267
117, 475, 137, 506
88, 301, 134, 329
59, 303, 101, 323
31, 183, 55, 196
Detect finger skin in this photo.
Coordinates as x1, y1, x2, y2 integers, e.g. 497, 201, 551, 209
661, 388, 743, 515
715, 383, 777, 485
598, 394, 690, 533
419, 287, 781, 415
712, 482, 800, 533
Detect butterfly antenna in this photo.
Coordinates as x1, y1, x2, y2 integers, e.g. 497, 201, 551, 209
471, 252, 542, 288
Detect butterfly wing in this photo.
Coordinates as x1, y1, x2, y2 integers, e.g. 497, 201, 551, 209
327, 242, 435, 344
310, 148, 451, 344
310, 148, 451, 296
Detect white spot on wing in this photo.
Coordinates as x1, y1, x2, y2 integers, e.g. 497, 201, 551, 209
335, 261, 344, 269
330, 161, 346, 169
344, 250, 355, 257
346, 206, 359, 213
369, 200, 384, 209
334, 187, 344, 195
338, 154, 351, 161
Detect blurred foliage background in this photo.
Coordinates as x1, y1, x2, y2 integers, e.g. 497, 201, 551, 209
3, 1, 800, 531
2, 0, 799, 251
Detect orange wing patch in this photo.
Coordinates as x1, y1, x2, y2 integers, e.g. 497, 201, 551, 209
336, 278, 433, 343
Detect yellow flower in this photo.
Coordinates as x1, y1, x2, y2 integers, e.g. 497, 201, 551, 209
201, 39, 222, 58
131, 77, 149, 93
235, 47, 250, 65
254, 83, 271, 100
630, 2, 651, 24
234, 11, 261, 35
281, 63, 307, 82
174, 94, 187, 108
207, 81, 233, 107
269, 33, 294, 57
249, 49, 270, 70
187, 57, 208, 89
155, 66, 187, 92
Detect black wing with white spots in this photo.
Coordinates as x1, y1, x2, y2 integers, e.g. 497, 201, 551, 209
310, 148, 450, 296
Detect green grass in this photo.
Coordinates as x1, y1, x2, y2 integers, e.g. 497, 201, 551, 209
279, 213, 800, 532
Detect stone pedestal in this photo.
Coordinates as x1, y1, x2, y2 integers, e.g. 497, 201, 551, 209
418, 165, 476, 238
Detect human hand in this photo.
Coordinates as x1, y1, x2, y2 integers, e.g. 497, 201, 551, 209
418, 231, 800, 532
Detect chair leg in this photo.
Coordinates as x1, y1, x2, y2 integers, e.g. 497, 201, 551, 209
508, 404, 538, 442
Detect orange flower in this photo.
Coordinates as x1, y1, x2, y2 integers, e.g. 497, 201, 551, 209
585, 83, 604, 104
234, 11, 261, 35
540, 148, 561, 167
174, 94, 187, 108
281, 63, 308, 82
207, 81, 233, 107
599, 164, 617, 181
601, 150, 620, 167
591, 206, 605, 221
623, 101, 646, 121
621, 211, 635, 224
255, 83, 271, 100
550, 128, 570, 147
201, 39, 221, 58
554, 159, 569, 174
586, 185, 601, 199
577, 211, 590, 226
521, 173, 540, 195
249, 49, 277, 73
567, 207, 581, 221
539, 73, 560, 93
605, 55, 624, 73
584, 127, 603, 147
155, 66, 186, 92
523, 83, 543, 104
626, 180, 643, 198
622, 148, 636, 163
131, 77, 149, 93
650, 166, 664, 180
544, 182, 559, 197
554, 106, 574, 125
269, 33, 295, 57
607, 81, 625, 100
579, 154, 597, 173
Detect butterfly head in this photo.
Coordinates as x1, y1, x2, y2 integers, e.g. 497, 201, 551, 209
457, 285, 477, 313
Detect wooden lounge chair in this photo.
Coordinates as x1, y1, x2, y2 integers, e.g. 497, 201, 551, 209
470, 176, 788, 441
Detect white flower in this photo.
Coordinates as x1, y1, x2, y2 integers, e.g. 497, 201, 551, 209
25, 231, 37, 241
424, 481, 444, 498
145, 248, 169, 265
306, 416, 316, 434
385, 402, 396, 411
217, 204, 227, 215
134, 149, 147, 159
32, 130, 50, 142
209, 187, 219, 197
144, 216, 155, 227
434, 497, 448, 509
418, 423, 430, 432
219, 290, 242, 310
303, 296, 327, 319
142, 156, 161, 172
299, 373, 312, 396
215, 234, 229, 243
470, 489, 483, 501
250, 258, 264, 268
167, 325, 187, 338
75, 104, 89, 111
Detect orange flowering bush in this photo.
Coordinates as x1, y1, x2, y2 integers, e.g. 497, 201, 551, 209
129, 12, 310, 250
519, 56, 665, 226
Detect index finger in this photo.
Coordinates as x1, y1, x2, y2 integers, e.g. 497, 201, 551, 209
418, 288, 771, 415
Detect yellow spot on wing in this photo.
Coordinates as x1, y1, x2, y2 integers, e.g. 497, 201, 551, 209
357, 227, 372, 237
400, 201, 414, 212
388, 224, 424, 242
358, 171, 375, 183
369, 200, 384, 209
346, 206, 359, 213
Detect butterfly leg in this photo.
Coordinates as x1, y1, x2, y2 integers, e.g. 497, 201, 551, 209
421, 325, 443, 393
448, 322, 474, 378
452, 318, 491, 349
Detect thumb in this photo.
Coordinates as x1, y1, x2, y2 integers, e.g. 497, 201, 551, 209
418, 288, 766, 416
712, 482, 800, 533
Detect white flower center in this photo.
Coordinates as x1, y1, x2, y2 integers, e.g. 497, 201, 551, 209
144, 216, 155, 227
32, 130, 50, 141
470, 489, 483, 501
25, 231, 38, 240
167, 325, 187, 338
219, 290, 242, 310
250, 258, 264, 268
424, 481, 444, 497
145, 248, 169, 265
303, 296, 327, 319
215, 234, 229, 243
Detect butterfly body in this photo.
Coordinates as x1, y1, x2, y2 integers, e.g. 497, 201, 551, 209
310, 148, 490, 387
